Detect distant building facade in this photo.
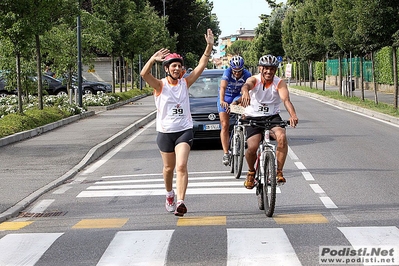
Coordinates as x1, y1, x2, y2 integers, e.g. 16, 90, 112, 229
218, 28, 255, 69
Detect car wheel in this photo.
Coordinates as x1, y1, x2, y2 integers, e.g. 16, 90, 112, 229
84, 88, 94, 95
56, 90, 68, 96
0, 91, 8, 97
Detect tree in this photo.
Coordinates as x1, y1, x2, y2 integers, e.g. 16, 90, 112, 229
226, 40, 251, 57
0, 0, 36, 113
148, 0, 221, 57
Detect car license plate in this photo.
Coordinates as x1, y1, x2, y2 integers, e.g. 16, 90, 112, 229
203, 124, 220, 130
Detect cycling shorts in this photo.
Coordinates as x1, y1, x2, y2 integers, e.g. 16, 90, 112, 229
156, 129, 194, 152
217, 95, 242, 113
245, 114, 283, 139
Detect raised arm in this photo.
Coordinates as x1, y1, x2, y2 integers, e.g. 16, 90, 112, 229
140, 48, 170, 94
185, 29, 214, 87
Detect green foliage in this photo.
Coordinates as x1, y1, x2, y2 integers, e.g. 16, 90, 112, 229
314, 61, 326, 80
0, 107, 69, 138
375, 47, 394, 85
226, 40, 251, 57
0, 88, 151, 138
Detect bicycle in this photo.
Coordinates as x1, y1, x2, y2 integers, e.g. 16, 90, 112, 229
228, 105, 246, 179
239, 117, 289, 217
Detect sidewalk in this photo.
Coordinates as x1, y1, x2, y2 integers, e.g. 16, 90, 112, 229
0, 84, 398, 223
0, 95, 156, 222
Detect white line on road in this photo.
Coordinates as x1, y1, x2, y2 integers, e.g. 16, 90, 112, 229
97, 230, 173, 266
227, 228, 302, 266
76, 187, 270, 198
0, 233, 63, 265
29, 199, 55, 213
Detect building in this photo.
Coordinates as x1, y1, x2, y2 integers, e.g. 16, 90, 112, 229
218, 28, 255, 69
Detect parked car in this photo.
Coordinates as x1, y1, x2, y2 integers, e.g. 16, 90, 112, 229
0, 77, 10, 97
39, 75, 69, 96
185, 69, 235, 141
56, 74, 112, 95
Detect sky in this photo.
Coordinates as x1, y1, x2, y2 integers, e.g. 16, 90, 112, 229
211, 0, 286, 57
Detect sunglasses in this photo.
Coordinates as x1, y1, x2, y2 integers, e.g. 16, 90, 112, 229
232, 69, 243, 73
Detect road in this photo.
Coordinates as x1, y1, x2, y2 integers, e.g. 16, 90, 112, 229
1, 93, 399, 265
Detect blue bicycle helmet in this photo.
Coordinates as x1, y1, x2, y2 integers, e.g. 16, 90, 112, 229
229, 56, 244, 71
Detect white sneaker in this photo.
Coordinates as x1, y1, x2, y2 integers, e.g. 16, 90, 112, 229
165, 191, 175, 212
222, 153, 230, 166
174, 201, 187, 217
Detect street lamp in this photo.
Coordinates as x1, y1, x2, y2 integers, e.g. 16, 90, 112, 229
162, 0, 165, 18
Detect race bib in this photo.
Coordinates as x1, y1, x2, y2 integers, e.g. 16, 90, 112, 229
167, 104, 185, 117
253, 102, 274, 115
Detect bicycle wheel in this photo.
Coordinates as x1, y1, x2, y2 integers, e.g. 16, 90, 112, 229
229, 131, 234, 174
255, 157, 264, 210
263, 150, 276, 217
233, 129, 245, 179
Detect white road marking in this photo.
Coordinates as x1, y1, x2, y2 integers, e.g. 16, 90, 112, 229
319, 196, 338, 209
310, 184, 325, 194
339, 226, 399, 246
0, 233, 63, 265
301, 171, 315, 181
294, 162, 306, 170
29, 199, 55, 213
227, 228, 302, 266
97, 230, 173, 266
77, 187, 276, 197
101, 171, 232, 179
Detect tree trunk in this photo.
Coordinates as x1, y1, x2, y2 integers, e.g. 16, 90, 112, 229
338, 54, 342, 95
309, 60, 313, 89
360, 56, 365, 101
134, 54, 137, 89
111, 55, 116, 93
16, 53, 23, 113
35, 34, 43, 110
371, 51, 378, 104
119, 55, 123, 92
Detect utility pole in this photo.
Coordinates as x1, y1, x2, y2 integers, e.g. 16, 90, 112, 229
77, 1, 83, 107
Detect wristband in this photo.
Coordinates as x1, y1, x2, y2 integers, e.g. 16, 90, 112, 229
203, 54, 211, 57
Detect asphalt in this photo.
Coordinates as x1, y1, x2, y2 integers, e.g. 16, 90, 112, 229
0, 84, 398, 223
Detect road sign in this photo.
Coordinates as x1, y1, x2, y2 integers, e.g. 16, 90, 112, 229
277, 56, 283, 62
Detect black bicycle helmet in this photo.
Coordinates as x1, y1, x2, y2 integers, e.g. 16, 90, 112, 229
258, 55, 279, 67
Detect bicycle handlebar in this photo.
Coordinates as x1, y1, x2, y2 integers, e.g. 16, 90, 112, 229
239, 118, 290, 129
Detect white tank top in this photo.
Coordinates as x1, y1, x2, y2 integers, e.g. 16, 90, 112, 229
154, 78, 193, 133
244, 74, 282, 117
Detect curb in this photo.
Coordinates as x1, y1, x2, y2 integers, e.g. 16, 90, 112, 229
289, 88, 399, 125
0, 111, 95, 148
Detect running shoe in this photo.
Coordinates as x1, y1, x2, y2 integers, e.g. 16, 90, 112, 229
222, 153, 230, 166
165, 191, 176, 212
174, 201, 187, 217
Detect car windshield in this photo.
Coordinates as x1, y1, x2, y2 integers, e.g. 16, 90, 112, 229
189, 74, 221, 98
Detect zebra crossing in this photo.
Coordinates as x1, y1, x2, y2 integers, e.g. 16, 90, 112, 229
75, 171, 281, 198
1, 226, 399, 265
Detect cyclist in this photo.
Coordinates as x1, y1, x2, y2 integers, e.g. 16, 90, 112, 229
240, 54, 298, 188
140, 29, 214, 216
218, 55, 252, 166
